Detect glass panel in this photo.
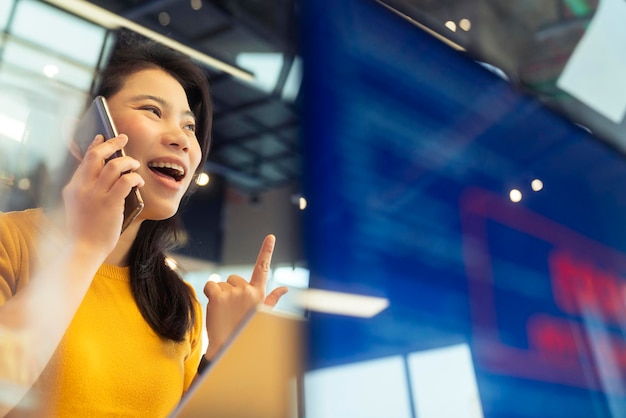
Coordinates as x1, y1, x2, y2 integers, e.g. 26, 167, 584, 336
0, 0, 108, 211
0, 0, 14, 32
2, 39, 96, 91
304, 356, 413, 418
11, 0, 106, 67
301, 0, 626, 416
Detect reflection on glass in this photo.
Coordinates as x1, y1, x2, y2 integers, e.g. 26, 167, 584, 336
11, 0, 106, 68
0, 0, 110, 212
305, 356, 413, 418
408, 344, 483, 418
0, 0, 14, 32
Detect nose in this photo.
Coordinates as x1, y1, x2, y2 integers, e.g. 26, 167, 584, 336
164, 122, 190, 152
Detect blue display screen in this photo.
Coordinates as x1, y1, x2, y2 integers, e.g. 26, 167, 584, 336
300, 1, 626, 416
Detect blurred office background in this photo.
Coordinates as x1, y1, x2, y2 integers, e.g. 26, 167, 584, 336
2, 0, 626, 417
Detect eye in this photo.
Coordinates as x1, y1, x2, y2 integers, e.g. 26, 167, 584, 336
142, 106, 161, 117
184, 122, 196, 132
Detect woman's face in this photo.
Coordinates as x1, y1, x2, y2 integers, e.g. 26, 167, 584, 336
106, 67, 202, 221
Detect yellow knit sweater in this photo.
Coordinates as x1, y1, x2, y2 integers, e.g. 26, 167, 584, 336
0, 209, 203, 417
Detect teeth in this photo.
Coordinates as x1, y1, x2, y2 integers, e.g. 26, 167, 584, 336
148, 161, 185, 176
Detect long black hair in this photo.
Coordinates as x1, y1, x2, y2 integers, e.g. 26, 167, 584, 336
96, 31, 213, 342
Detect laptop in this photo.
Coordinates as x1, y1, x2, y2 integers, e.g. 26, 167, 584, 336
170, 306, 306, 418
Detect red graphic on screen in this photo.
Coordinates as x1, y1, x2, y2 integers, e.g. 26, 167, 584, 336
461, 187, 626, 393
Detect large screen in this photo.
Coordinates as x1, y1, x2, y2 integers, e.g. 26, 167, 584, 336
300, 1, 626, 417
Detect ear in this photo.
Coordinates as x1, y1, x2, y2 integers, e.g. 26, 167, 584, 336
61, 115, 83, 161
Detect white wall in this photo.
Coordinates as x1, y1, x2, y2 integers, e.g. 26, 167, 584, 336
221, 185, 305, 267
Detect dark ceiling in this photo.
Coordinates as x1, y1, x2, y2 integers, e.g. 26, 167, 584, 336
80, 0, 617, 198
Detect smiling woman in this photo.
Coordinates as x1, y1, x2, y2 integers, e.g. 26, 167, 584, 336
0, 30, 287, 416
105, 68, 203, 221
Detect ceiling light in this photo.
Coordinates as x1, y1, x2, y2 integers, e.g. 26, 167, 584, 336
42, 64, 59, 78
531, 179, 543, 192
290, 192, 307, 210
158, 11, 170, 26
196, 172, 210, 186
191, 0, 202, 11
509, 189, 522, 203
376, 1, 465, 51
459, 18, 471, 31
445, 20, 457, 32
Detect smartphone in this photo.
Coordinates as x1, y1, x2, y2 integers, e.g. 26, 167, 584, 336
74, 96, 144, 233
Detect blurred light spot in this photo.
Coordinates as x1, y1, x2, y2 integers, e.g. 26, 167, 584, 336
0, 114, 26, 142
295, 289, 389, 317
208, 273, 222, 282
274, 266, 310, 288
445, 20, 457, 32
509, 189, 522, 203
165, 256, 178, 270
290, 193, 307, 210
196, 172, 210, 186
531, 179, 544, 192
158, 12, 170, 26
459, 18, 471, 31
190, 0, 202, 10
17, 178, 30, 190
43, 64, 59, 78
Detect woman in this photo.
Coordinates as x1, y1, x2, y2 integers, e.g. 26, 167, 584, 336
0, 32, 287, 416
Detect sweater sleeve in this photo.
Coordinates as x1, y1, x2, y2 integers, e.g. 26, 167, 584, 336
0, 212, 40, 405
0, 212, 24, 306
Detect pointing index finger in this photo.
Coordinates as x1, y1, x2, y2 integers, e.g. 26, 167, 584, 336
249, 234, 275, 289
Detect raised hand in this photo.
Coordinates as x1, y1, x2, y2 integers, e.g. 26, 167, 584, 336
203, 234, 288, 360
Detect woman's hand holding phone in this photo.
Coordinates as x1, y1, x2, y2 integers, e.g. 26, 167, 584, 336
62, 134, 145, 259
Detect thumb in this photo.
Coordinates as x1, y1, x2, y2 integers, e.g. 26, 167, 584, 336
264, 286, 288, 308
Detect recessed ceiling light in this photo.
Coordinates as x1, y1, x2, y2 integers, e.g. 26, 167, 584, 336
43, 64, 59, 78
196, 172, 210, 186
191, 0, 202, 10
509, 189, 522, 203
158, 11, 171, 26
531, 179, 543, 192
459, 18, 471, 31
444, 20, 457, 32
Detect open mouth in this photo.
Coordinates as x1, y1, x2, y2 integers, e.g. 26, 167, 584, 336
147, 161, 185, 182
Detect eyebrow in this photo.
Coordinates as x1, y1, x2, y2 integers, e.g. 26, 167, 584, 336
130, 94, 196, 121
